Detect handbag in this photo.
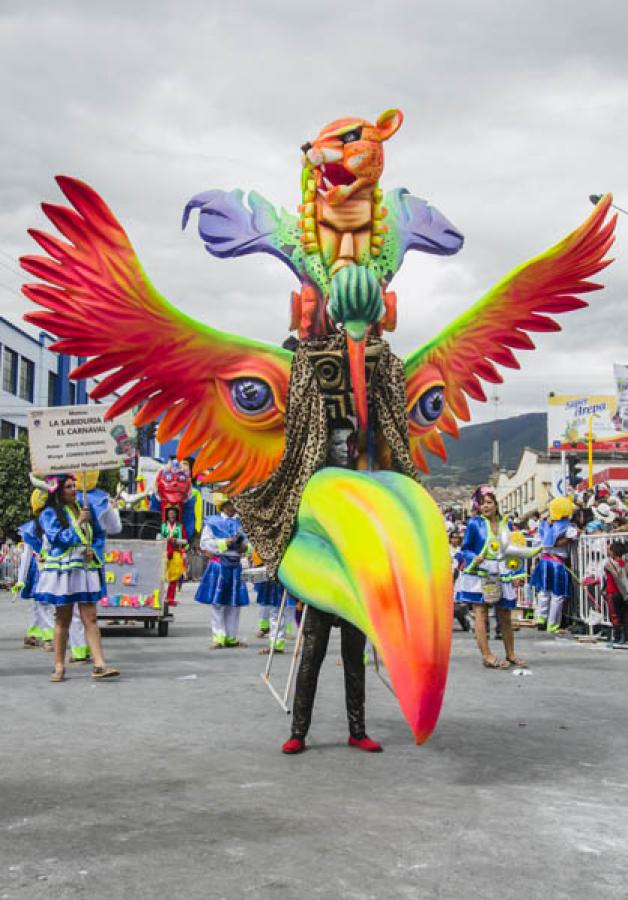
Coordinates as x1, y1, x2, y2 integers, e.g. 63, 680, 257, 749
482, 576, 502, 605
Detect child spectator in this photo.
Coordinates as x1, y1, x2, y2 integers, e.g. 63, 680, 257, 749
604, 541, 628, 645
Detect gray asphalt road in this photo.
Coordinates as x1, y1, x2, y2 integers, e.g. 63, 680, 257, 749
1, 587, 627, 900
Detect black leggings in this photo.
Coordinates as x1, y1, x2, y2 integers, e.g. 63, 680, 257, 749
291, 606, 366, 740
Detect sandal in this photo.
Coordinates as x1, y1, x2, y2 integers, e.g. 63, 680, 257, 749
258, 646, 285, 655
482, 656, 509, 669
209, 642, 224, 650
50, 669, 66, 683
91, 666, 120, 679
225, 640, 248, 649
506, 656, 528, 668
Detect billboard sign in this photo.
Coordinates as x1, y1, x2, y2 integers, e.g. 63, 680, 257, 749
547, 393, 628, 452
614, 364, 628, 433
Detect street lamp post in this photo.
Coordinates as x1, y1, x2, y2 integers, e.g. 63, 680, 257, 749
589, 194, 628, 216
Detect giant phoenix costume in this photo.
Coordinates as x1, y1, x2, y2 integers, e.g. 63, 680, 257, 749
21, 108, 615, 743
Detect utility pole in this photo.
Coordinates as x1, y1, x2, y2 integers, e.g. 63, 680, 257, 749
490, 392, 501, 484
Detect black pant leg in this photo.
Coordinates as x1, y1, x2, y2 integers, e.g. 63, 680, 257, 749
291, 606, 333, 739
340, 620, 367, 739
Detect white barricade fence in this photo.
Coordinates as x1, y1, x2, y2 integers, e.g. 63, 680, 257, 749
519, 532, 619, 629
574, 532, 616, 628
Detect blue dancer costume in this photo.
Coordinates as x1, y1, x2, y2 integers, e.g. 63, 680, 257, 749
529, 498, 577, 632
455, 515, 526, 610
195, 511, 251, 647
529, 520, 574, 597
34, 502, 106, 606
195, 514, 250, 607
254, 579, 297, 651
14, 518, 54, 646
17, 519, 42, 600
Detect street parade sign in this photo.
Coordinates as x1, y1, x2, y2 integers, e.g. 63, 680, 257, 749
27, 403, 136, 475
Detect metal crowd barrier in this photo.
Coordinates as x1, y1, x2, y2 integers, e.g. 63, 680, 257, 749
573, 532, 616, 629
0, 546, 21, 589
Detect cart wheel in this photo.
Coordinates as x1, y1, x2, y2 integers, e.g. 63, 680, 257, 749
158, 620, 169, 637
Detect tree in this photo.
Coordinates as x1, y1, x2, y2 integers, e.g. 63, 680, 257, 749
0, 439, 31, 536
98, 468, 120, 497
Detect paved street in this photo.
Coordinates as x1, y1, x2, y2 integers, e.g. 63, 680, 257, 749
2, 586, 628, 900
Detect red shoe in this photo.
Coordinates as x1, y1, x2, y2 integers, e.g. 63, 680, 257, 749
281, 737, 306, 755
348, 735, 383, 753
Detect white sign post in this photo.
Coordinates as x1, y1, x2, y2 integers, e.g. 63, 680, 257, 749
27, 404, 136, 476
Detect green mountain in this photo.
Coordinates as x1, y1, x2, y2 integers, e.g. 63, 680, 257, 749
424, 413, 547, 486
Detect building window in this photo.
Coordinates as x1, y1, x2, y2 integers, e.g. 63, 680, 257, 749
69, 381, 76, 404
17, 426, 28, 440
18, 357, 35, 402
529, 478, 535, 501
0, 419, 15, 439
48, 371, 59, 406
2, 348, 18, 394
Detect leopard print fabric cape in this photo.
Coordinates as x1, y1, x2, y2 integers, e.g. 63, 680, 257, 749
235, 333, 417, 580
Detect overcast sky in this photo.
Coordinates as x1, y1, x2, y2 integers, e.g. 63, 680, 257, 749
1, 0, 627, 426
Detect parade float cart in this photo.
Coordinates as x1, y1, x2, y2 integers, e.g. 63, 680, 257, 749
97, 538, 173, 636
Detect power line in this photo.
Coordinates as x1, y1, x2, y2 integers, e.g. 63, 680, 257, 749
0, 247, 21, 264
0, 256, 22, 278
0, 280, 23, 299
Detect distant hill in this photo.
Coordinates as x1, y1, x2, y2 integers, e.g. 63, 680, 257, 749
424, 413, 547, 486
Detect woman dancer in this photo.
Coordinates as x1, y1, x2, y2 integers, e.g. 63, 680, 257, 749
33, 474, 119, 682
455, 486, 527, 669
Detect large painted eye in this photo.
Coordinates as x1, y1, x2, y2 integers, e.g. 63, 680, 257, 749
410, 385, 445, 427
230, 378, 273, 415
340, 128, 362, 144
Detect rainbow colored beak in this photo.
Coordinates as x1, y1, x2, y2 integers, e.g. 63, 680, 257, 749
278, 468, 453, 743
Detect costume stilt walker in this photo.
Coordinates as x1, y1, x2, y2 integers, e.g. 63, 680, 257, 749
21, 106, 616, 744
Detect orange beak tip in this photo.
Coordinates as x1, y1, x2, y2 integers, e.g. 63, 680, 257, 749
346, 334, 368, 432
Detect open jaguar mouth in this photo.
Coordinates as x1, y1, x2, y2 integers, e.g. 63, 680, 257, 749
318, 162, 357, 189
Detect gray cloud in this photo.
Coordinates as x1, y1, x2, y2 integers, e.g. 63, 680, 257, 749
2, 0, 627, 427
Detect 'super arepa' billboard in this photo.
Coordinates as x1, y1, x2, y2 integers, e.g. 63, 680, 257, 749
548, 393, 628, 451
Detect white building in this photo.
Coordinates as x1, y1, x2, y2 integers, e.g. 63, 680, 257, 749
496, 446, 628, 518
495, 448, 554, 519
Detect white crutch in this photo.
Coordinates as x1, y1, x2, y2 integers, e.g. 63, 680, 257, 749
260, 592, 308, 714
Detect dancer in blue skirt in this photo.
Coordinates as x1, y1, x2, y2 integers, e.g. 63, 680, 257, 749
13, 487, 54, 650
33, 473, 119, 682
255, 579, 296, 653
195, 496, 252, 648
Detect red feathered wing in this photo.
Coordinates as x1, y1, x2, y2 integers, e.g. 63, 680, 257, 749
21, 176, 292, 493
403, 196, 616, 471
